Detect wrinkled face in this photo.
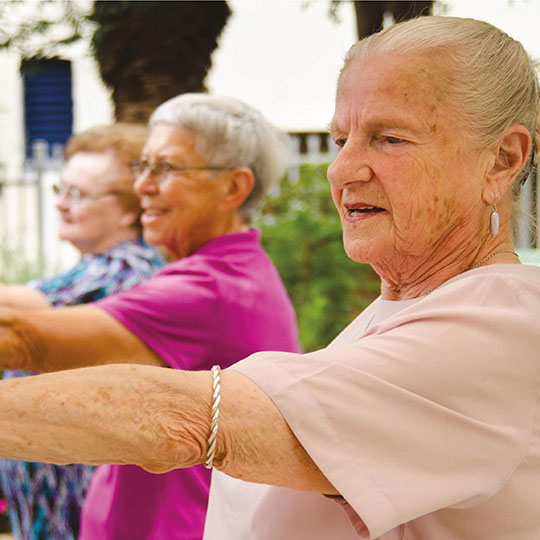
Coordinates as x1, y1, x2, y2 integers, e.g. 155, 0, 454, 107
327, 53, 489, 265
135, 124, 228, 259
56, 151, 136, 254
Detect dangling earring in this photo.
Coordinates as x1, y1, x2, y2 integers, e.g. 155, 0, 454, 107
490, 204, 500, 236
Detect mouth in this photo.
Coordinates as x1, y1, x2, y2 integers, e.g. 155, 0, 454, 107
345, 204, 386, 219
141, 208, 168, 224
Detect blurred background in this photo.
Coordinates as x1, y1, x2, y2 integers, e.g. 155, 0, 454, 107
0, 0, 538, 353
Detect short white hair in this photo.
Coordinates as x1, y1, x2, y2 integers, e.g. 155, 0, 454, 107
150, 93, 291, 222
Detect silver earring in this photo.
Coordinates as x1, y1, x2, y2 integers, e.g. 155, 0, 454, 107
490, 204, 500, 236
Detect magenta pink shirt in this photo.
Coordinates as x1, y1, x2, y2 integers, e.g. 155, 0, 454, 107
81, 229, 299, 540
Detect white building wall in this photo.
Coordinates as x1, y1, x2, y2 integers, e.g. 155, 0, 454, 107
70, 44, 114, 133
0, 50, 25, 182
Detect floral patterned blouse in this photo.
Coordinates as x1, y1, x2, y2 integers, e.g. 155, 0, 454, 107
0, 238, 164, 540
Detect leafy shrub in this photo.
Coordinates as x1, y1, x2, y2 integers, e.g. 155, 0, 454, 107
0, 245, 42, 284
257, 163, 380, 351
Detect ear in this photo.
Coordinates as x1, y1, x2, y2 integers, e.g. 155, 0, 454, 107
482, 124, 532, 205
216, 167, 255, 213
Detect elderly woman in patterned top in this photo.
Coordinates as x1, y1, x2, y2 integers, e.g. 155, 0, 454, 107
0, 123, 163, 540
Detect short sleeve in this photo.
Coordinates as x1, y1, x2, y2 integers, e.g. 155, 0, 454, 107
233, 269, 540, 538
96, 266, 219, 370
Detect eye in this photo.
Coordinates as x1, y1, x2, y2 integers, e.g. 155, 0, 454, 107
68, 186, 83, 199
382, 136, 405, 145
333, 138, 346, 148
136, 159, 149, 171
160, 162, 174, 174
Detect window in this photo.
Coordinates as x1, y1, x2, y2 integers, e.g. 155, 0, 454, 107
22, 57, 73, 157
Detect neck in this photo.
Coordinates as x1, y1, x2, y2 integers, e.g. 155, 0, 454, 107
170, 212, 249, 260
77, 228, 139, 255
375, 233, 519, 301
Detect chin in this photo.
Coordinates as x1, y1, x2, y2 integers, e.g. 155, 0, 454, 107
143, 231, 177, 258
343, 240, 383, 265
57, 230, 75, 245
142, 228, 162, 246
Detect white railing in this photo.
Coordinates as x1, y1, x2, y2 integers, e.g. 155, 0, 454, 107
0, 140, 77, 280
515, 169, 539, 250
288, 132, 339, 181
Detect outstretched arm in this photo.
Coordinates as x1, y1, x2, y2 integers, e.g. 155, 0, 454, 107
0, 305, 165, 371
0, 364, 335, 494
0, 284, 52, 310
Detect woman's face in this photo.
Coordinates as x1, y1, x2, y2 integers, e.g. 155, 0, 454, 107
327, 53, 490, 266
56, 151, 137, 254
135, 124, 229, 259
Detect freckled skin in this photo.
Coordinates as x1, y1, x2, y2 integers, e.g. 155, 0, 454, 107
98, 389, 111, 401
327, 52, 500, 298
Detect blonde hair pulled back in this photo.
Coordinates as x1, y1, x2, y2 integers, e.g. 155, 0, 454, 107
344, 16, 539, 184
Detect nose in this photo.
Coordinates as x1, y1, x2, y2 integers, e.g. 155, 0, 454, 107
55, 190, 70, 211
134, 170, 158, 197
327, 139, 373, 188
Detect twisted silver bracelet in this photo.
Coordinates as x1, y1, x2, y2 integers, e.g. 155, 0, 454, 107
204, 365, 221, 469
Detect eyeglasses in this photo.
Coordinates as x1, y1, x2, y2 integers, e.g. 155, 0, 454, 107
129, 160, 228, 181
52, 184, 119, 203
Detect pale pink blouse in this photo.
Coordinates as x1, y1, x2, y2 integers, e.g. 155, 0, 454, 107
205, 265, 540, 539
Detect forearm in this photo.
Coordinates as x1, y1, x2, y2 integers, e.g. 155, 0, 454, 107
0, 364, 335, 494
0, 284, 52, 310
0, 364, 210, 471
0, 305, 164, 372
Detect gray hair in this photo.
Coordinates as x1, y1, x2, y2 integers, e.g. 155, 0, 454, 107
149, 93, 290, 222
344, 16, 539, 184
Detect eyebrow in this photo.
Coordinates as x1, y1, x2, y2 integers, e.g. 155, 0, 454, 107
328, 116, 424, 139
140, 154, 179, 163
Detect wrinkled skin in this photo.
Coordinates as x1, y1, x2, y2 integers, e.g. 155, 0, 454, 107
328, 52, 525, 299
135, 125, 249, 259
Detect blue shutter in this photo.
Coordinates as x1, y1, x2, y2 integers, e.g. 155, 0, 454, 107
23, 58, 73, 157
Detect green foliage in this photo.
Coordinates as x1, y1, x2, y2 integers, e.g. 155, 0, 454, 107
0, 1, 91, 57
257, 163, 380, 351
0, 246, 42, 284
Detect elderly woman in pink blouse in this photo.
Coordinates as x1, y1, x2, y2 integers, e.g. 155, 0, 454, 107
0, 15, 538, 540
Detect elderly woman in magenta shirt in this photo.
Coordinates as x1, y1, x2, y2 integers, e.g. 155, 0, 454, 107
0, 94, 299, 540
0, 15, 539, 540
